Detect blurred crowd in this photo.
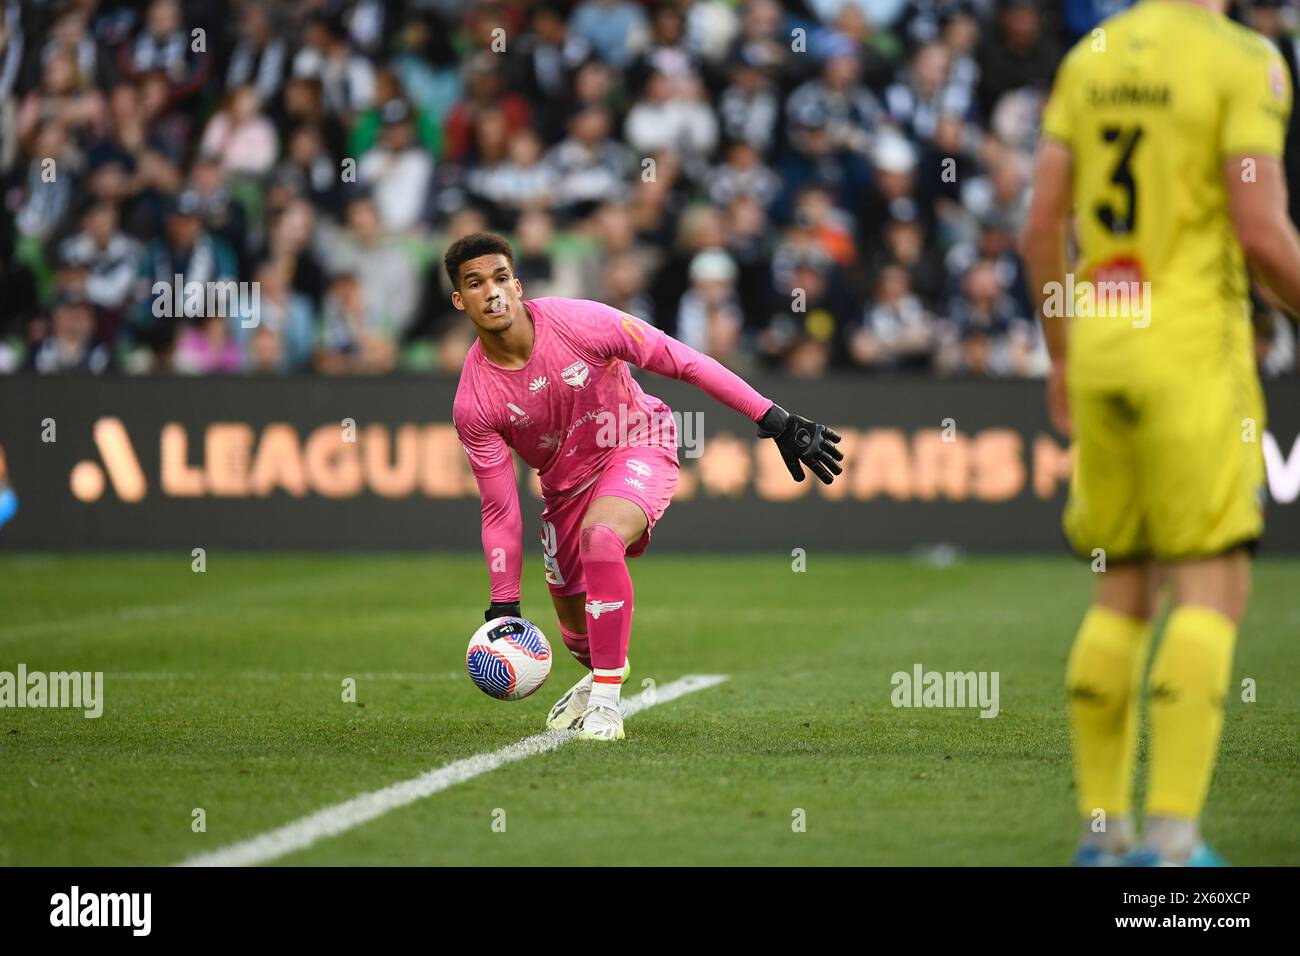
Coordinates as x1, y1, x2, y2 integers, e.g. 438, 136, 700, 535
1, 0, 1298, 378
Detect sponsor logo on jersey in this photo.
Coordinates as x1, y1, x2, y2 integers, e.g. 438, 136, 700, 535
561, 361, 590, 389
529, 376, 549, 393
506, 402, 533, 428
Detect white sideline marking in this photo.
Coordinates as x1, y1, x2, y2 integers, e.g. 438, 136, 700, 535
177, 673, 729, 867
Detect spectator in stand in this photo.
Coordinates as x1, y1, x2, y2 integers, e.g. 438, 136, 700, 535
717, 50, 781, 156
570, 0, 650, 69
27, 288, 111, 375
512, 4, 592, 145
651, 201, 727, 337
199, 85, 279, 177
876, 207, 945, 310
786, 33, 886, 162
313, 191, 420, 339
16, 46, 106, 149
442, 54, 532, 165
291, 14, 376, 119
174, 312, 242, 374
976, 0, 1061, 120
945, 258, 1034, 376
467, 125, 558, 229
676, 247, 749, 370
709, 139, 781, 209
233, 259, 316, 372
357, 99, 434, 232
36, 5, 102, 93
273, 122, 340, 215
729, 0, 800, 85
13, 122, 79, 242
603, 251, 655, 325
266, 198, 327, 310
186, 153, 251, 272
724, 192, 775, 330
317, 272, 397, 374
279, 74, 348, 162
583, 200, 662, 299
629, 2, 703, 93
624, 68, 719, 184
761, 246, 853, 378
117, 0, 211, 103
885, 42, 978, 158
57, 197, 143, 342
512, 209, 583, 299
225, 5, 288, 105
547, 105, 633, 220
848, 261, 935, 371
132, 190, 239, 363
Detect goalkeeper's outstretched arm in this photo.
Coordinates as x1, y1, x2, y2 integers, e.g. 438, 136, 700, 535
593, 306, 844, 484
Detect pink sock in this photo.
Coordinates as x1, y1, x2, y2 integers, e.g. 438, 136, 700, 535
559, 624, 591, 669
579, 524, 633, 672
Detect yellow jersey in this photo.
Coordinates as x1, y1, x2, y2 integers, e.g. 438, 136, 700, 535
1040, 0, 1292, 387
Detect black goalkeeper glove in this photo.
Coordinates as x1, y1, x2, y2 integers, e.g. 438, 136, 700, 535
485, 601, 521, 623
756, 404, 844, 485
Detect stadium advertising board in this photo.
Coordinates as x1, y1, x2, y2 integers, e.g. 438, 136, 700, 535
2, 375, 1297, 552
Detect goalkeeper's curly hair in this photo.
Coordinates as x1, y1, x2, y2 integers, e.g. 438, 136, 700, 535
444, 232, 515, 289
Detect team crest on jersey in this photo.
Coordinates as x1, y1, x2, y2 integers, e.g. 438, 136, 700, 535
626, 459, 652, 479
561, 360, 590, 389
529, 376, 549, 393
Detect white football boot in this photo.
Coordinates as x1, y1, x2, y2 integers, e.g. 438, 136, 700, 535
545, 659, 631, 731
575, 703, 625, 741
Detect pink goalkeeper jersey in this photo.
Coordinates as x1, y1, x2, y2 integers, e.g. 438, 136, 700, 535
453, 296, 773, 602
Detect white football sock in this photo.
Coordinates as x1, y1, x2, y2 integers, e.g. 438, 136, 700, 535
590, 668, 623, 709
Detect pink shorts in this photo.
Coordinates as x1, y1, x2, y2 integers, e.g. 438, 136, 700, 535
539, 444, 680, 597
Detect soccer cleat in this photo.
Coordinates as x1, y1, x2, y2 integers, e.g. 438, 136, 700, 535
575, 702, 625, 741
1122, 843, 1229, 867
1071, 845, 1122, 867
546, 672, 592, 730
545, 659, 631, 730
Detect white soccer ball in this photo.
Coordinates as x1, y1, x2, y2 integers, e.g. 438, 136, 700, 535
466, 617, 553, 700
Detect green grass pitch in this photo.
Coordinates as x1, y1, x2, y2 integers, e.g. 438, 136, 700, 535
1, 553, 1296, 866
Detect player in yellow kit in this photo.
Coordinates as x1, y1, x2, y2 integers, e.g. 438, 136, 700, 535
1020, 0, 1300, 865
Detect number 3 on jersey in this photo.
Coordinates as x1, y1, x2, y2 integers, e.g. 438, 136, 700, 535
1096, 125, 1143, 235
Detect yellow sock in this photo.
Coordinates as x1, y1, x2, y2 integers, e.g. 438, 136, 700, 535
1066, 605, 1152, 820
1146, 605, 1237, 819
